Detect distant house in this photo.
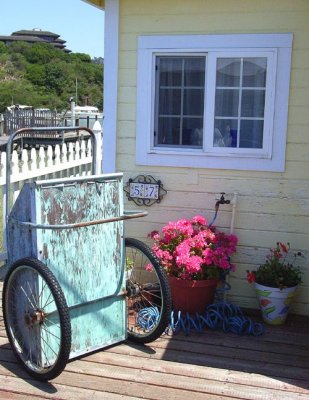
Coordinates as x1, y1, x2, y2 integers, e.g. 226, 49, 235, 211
84, 0, 309, 317
0, 28, 71, 52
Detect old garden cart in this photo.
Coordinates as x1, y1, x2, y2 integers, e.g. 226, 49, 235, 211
2, 127, 171, 381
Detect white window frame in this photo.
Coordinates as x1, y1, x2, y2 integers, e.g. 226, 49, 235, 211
136, 33, 293, 172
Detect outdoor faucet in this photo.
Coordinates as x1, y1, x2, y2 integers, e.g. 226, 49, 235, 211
215, 193, 230, 212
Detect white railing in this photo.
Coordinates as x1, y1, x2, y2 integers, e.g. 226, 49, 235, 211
0, 124, 102, 262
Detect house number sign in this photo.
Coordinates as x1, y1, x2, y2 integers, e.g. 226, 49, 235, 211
130, 182, 159, 200
124, 175, 167, 206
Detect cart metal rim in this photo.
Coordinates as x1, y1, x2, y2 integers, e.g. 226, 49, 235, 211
4, 264, 65, 374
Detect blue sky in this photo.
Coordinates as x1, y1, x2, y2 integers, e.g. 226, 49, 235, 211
1, 0, 105, 58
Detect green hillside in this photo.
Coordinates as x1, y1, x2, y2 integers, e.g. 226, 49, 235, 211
0, 41, 103, 113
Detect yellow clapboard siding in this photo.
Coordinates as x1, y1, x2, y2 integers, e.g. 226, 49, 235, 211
142, 207, 309, 234
118, 87, 137, 104
121, 169, 308, 205
118, 68, 137, 88
287, 127, 309, 143
292, 51, 309, 69
117, 102, 137, 122
290, 69, 309, 88
121, 13, 308, 35
118, 51, 137, 69
122, 0, 309, 16
288, 106, 309, 126
117, 0, 309, 315
284, 162, 309, 180
286, 144, 309, 162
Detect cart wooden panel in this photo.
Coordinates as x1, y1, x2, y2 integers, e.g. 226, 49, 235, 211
7, 173, 127, 359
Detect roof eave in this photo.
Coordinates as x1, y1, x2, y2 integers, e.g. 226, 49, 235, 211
82, 0, 105, 10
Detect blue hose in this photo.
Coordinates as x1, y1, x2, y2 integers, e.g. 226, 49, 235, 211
137, 306, 160, 331
136, 302, 264, 337
208, 210, 218, 227
166, 302, 264, 336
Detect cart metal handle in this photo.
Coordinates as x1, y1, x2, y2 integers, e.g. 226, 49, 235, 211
9, 210, 148, 230
5, 126, 97, 224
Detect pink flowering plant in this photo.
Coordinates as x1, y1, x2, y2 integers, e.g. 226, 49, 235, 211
246, 242, 303, 289
148, 215, 238, 281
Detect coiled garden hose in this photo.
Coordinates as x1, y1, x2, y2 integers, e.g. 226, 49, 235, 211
137, 306, 160, 331
166, 302, 264, 336
136, 301, 264, 337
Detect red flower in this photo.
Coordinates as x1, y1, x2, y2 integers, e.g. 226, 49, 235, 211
247, 271, 256, 284
280, 242, 288, 253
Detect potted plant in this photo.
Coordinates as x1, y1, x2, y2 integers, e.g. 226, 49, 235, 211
247, 242, 303, 325
149, 215, 238, 314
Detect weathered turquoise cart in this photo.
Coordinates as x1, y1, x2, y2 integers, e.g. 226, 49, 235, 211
2, 127, 171, 381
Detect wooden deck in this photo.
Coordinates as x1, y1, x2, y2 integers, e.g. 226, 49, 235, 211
0, 280, 308, 400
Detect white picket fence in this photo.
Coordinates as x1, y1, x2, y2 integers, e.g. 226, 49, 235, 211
0, 124, 102, 262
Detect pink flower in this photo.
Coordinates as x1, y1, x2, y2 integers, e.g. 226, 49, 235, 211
148, 215, 238, 280
145, 263, 153, 272
192, 215, 207, 225
148, 230, 159, 239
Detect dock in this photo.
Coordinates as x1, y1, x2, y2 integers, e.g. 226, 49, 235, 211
0, 280, 308, 399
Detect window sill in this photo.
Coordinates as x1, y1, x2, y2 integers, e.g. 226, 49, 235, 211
137, 151, 284, 172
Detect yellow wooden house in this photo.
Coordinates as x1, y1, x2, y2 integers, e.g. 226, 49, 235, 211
84, 0, 309, 316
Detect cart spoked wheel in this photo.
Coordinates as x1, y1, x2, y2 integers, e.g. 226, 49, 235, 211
125, 238, 171, 343
2, 258, 71, 381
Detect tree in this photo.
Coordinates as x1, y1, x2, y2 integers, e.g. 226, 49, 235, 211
0, 42, 103, 113
0, 42, 7, 55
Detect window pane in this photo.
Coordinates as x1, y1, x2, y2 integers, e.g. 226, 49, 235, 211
213, 119, 238, 147
159, 88, 181, 115
239, 120, 263, 148
243, 58, 267, 87
158, 117, 180, 145
241, 89, 265, 118
184, 57, 205, 87
182, 118, 203, 147
159, 57, 182, 86
216, 58, 241, 87
215, 89, 239, 117
155, 55, 206, 148
183, 88, 204, 116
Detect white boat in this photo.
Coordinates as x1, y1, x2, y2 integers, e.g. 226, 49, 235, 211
74, 105, 102, 116
63, 103, 103, 129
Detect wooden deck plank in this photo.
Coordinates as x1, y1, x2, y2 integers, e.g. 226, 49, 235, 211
0, 281, 308, 400
83, 350, 309, 394
0, 362, 225, 400
1, 352, 308, 400
105, 340, 309, 382
0, 390, 50, 400
0, 371, 142, 400
1, 341, 308, 397
66, 358, 309, 400
147, 337, 309, 368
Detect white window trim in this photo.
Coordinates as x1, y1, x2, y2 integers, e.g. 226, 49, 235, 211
136, 33, 293, 172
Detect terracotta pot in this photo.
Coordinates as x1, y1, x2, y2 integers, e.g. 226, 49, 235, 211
255, 282, 298, 325
168, 277, 218, 314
